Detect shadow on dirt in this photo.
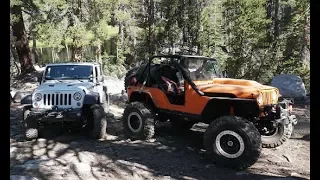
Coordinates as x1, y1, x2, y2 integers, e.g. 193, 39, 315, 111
10, 110, 308, 180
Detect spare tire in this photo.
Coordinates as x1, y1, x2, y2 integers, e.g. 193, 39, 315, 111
124, 64, 157, 92
124, 66, 142, 93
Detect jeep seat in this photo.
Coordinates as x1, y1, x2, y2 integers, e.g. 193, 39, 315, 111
150, 65, 182, 95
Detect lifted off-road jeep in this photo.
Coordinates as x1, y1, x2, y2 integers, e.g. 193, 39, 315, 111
122, 55, 297, 169
21, 62, 109, 140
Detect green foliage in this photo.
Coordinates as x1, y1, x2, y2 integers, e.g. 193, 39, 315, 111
12, 0, 309, 89
37, 23, 64, 48
101, 54, 127, 78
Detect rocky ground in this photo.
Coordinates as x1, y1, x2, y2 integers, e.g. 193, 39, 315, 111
10, 72, 310, 180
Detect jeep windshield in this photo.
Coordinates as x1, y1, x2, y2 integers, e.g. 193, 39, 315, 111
181, 57, 223, 81
44, 65, 93, 80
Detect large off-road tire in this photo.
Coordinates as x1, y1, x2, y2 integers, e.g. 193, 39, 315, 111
124, 67, 140, 93
203, 116, 262, 170
261, 123, 293, 148
23, 108, 38, 141
122, 102, 155, 140
87, 104, 107, 139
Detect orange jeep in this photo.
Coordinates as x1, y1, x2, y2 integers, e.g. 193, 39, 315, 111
122, 55, 297, 169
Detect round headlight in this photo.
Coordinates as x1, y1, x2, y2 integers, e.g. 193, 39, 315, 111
257, 93, 263, 104
272, 91, 278, 102
73, 92, 82, 101
34, 93, 42, 101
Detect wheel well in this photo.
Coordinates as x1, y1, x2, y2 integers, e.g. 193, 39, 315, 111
201, 98, 260, 123
129, 92, 156, 112
83, 93, 100, 105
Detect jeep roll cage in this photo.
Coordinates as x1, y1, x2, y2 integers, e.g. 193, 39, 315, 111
134, 55, 217, 96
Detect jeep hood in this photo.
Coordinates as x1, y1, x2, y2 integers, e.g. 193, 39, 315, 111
194, 78, 276, 98
37, 80, 94, 92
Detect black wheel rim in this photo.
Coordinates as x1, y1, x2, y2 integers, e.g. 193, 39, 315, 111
130, 115, 140, 130
128, 112, 143, 132
219, 134, 241, 154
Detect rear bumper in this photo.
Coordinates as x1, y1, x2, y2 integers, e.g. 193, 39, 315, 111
29, 108, 84, 123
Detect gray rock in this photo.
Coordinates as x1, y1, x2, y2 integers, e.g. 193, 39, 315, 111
10, 175, 39, 180
36, 138, 46, 142
271, 74, 307, 98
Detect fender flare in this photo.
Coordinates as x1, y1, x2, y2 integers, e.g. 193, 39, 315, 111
201, 97, 259, 123
83, 92, 100, 105
129, 91, 157, 109
21, 95, 32, 105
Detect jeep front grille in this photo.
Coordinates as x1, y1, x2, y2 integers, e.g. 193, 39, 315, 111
43, 93, 72, 106
261, 91, 273, 105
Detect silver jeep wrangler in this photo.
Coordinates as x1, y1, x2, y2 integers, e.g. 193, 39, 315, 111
21, 62, 109, 140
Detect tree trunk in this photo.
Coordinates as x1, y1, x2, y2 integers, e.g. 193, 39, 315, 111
96, 44, 102, 64
32, 36, 39, 64
65, 43, 70, 61
69, 0, 83, 62
10, 47, 20, 75
10, 5, 35, 74
71, 46, 83, 62
273, 0, 280, 38
52, 48, 55, 63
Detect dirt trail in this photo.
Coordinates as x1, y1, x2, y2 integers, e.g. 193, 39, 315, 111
10, 102, 310, 180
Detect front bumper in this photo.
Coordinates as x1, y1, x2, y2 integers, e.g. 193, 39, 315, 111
261, 99, 297, 125
29, 107, 84, 123
277, 99, 297, 125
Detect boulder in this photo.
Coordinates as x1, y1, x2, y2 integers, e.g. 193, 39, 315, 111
271, 74, 307, 98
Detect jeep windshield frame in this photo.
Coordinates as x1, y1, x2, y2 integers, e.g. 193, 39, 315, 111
179, 56, 223, 81
44, 65, 93, 81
